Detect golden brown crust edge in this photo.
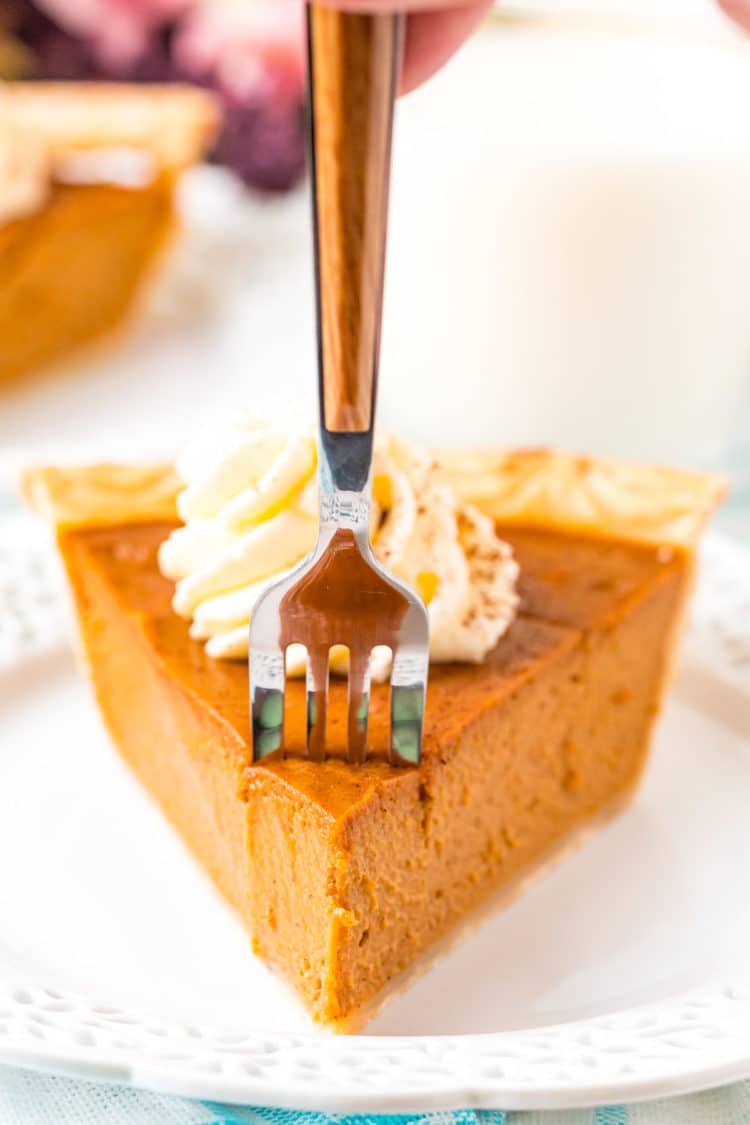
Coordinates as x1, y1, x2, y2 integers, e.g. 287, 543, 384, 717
21, 449, 725, 548
2, 82, 220, 171
435, 446, 726, 550
21, 464, 180, 528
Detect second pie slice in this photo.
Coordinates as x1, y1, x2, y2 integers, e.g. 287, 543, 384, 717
0, 83, 218, 386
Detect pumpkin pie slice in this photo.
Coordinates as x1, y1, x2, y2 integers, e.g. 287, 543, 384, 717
0, 83, 218, 386
22, 451, 723, 1030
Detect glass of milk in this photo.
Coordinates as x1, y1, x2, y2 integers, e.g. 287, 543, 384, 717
380, 2, 750, 467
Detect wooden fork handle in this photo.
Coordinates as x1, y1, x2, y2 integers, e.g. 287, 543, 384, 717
307, 4, 404, 435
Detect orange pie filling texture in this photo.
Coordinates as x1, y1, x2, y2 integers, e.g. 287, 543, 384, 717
59, 517, 688, 1029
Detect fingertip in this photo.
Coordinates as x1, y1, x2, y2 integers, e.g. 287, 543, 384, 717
400, 1, 493, 94
717, 0, 750, 30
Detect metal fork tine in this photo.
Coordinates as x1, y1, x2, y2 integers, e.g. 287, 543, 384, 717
250, 647, 286, 762
306, 645, 330, 762
347, 648, 372, 765
389, 647, 428, 767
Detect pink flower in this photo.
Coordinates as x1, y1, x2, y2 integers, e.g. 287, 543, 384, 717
175, 0, 304, 108
35, 0, 192, 68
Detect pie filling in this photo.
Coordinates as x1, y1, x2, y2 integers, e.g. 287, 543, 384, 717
0, 178, 176, 385
59, 516, 688, 1028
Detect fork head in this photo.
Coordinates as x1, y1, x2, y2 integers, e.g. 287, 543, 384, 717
249, 521, 429, 768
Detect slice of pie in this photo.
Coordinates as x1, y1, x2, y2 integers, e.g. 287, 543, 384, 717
22, 450, 723, 1030
0, 83, 218, 386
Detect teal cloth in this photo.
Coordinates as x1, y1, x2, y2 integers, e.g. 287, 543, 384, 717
1, 1066, 750, 1124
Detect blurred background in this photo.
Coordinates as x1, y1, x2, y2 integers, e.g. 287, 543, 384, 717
1, 0, 749, 537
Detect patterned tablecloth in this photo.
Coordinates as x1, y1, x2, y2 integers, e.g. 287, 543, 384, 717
1, 1068, 750, 1124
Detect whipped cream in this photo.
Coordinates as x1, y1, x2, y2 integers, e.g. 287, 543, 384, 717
0, 127, 49, 225
53, 146, 158, 189
158, 419, 519, 672
0, 130, 157, 227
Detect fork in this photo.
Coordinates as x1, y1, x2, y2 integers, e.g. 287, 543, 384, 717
250, 3, 429, 768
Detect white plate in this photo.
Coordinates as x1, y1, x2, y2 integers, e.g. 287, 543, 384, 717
0, 515, 749, 1111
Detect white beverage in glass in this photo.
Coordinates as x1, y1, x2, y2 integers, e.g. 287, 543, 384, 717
380, 3, 750, 466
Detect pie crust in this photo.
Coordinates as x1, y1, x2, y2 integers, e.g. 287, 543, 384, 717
22, 450, 725, 546
0, 82, 219, 222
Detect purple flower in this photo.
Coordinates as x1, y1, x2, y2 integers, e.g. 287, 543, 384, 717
34, 0, 190, 68
175, 0, 306, 190
11, 0, 307, 192
176, 1, 303, 106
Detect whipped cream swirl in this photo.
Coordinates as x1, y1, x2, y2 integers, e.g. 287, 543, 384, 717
0, 127, 49, 224
158, 419, 519, 672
